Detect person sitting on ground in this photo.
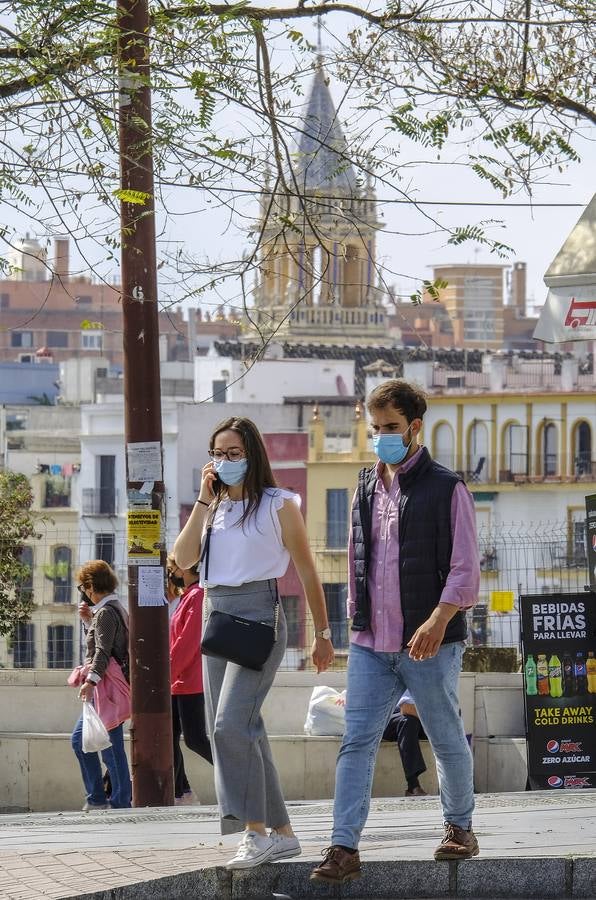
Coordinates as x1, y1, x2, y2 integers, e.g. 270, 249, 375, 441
382, 690, 427, 797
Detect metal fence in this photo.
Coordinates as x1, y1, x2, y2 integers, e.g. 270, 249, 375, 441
0, 522, 589, 671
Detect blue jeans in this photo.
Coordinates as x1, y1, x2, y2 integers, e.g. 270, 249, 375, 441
71, 713, 132, 808
332, 641, 473, 849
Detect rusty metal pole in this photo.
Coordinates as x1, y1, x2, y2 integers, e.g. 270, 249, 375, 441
117, 0, 173, 805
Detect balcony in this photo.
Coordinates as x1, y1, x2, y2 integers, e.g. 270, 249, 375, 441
43, 476, 71, 508
82, 487, 118, 516
461, 454, 596, 485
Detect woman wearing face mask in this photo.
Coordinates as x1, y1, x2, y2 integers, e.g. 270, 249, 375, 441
71, 560, 131, 810
173, 416, 335, 870
166, 554, 213, 805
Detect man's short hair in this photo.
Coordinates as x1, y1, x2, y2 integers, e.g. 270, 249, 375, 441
367, 380, 427, 422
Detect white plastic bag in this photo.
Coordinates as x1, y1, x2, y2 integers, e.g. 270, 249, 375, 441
304, 686, 346, 736
82, 701, 112, 753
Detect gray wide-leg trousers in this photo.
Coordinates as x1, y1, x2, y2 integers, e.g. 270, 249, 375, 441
203, 579, 289, 835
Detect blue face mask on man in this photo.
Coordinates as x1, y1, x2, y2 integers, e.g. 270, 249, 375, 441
214, 457, 248, 486
372, 426, 413, 465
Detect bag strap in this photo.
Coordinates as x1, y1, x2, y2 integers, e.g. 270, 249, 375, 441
104, 603, 130, 683
273, 583, 280, 640
200, 521, 213, 582
200, 498, 223, 583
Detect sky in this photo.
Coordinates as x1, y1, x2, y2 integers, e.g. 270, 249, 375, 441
2, 5, 594, 321
134, 10, 596, 317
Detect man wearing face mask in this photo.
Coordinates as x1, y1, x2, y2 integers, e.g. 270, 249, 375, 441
311, 380, 480, 885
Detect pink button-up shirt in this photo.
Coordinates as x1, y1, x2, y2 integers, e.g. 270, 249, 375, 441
347, 447, 480, 652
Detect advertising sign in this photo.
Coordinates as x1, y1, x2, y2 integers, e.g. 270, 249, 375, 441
586, 494, 596, 593
520, 592, 596, 790
534, 287, 596, 343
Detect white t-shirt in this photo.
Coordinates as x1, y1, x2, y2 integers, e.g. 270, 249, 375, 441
201, 488, 300, 587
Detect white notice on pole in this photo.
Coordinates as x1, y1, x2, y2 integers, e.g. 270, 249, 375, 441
138, 566, 167, 607
127, 441, 163, 482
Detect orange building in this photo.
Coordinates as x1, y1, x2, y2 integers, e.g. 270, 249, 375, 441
0, 236, 240, 368
390, 261, 542, 352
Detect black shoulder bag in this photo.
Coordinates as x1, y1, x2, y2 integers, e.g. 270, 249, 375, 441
199, 515, 279, 671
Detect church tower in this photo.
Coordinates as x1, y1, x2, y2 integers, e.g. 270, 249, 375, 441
248, 64, 389, 346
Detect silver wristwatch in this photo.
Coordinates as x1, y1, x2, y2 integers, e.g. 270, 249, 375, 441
316, 627, 332, 640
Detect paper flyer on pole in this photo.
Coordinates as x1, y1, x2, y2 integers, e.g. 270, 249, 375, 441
127, 441, 163, 482
127, 510, 161, 566
137, 566, 167, 606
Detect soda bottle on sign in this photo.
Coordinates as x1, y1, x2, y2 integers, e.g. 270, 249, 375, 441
563, 654, 574, 696
587, 651, 596, 694
574, 652, 587, 694
548, 654, 563, 698
525, 654, 538, 695
537, 654, 550, 696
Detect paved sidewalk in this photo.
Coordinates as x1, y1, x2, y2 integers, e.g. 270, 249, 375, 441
0, 791, 595, 898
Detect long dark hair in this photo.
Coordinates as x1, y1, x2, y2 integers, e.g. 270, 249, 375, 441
209, 416, 278, 525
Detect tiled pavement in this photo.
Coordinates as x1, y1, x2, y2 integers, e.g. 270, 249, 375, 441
0, 792, 595, 899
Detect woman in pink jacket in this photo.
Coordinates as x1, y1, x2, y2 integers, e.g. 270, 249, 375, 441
167, 558, 213, 803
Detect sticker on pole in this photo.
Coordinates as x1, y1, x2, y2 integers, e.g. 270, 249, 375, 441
127, 441, 163, 482
127, 510, 161, 566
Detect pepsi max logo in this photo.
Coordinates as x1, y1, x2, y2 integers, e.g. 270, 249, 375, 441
563, 776, 591, 788
548, 776, 563, 787
546, 740, 559, 753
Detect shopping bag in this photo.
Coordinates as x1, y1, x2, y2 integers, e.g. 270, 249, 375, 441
82, 701, 112, 753
95, 658, 131, 731
67, 663, 90, 687
304, 685, 346, 736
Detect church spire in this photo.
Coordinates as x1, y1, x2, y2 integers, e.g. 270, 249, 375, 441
294, 59, 357, 194
316, 16, 323, 66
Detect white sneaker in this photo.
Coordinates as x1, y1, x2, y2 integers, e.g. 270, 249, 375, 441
225, 830, 275, 870
82, 801, 109, 811
269, 831, 302, 861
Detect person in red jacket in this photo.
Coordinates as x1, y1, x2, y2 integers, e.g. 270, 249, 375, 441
167, 557, 213, 803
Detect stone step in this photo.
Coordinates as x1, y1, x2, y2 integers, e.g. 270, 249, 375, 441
2, 731, 534, 814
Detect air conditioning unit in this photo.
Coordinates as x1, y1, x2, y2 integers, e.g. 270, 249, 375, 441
18, 353, 34, 363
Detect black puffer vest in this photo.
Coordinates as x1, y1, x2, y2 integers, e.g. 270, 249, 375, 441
351, 446, 467, 647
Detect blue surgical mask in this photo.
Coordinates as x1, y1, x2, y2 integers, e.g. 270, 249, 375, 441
214, 457, 248, 486
372, 428, 412, 465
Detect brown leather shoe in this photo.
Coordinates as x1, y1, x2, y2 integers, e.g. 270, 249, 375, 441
434, 823, 479, 860
405, 786, 427, 797
310, 845, 362, 883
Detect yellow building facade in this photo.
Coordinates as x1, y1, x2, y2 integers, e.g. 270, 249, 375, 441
305, 387, 595, 650
1, 472, 80, 670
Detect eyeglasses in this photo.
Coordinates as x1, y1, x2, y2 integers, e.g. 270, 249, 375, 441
208, 448, 246, 462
